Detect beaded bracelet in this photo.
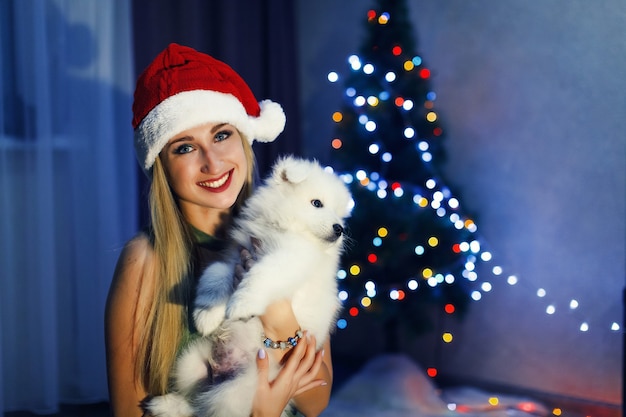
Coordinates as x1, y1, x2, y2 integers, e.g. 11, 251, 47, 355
262, 329, 304, 349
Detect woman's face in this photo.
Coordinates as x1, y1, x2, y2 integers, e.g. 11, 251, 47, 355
159, 122, 248, 230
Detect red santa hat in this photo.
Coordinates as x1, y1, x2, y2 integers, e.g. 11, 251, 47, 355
132, 43, 285, 175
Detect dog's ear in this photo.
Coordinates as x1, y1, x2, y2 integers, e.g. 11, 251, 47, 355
273, 156, 311, 185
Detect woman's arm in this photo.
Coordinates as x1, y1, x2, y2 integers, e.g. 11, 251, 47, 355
105, 234, 155, 417
258, 300, 333, 417
238, 246, 333, 416
291, 337, 332, 416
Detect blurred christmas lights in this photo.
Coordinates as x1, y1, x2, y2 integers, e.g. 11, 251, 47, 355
324, 5, 622, 367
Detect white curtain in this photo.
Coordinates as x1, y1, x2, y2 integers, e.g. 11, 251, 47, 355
0, 0, 136, 413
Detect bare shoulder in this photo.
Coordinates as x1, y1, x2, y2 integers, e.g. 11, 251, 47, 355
113, 232, 153, 283
106, 232, 156, 324
115, 232, 153, 275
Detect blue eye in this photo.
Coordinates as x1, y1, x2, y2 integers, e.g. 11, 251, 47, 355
311, 199, 323, 208
215, 130, 232, 142
174, 144, 194, 154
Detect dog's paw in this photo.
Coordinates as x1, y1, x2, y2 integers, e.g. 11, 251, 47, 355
142, 393, 194, 417
225, 292, 263, 321
225, 301, 253, 321
193, 303, 226, 336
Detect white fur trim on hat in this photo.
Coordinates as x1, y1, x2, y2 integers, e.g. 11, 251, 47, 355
134, 90, 285, 174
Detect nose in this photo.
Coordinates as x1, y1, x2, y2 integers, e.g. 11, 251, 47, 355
200, 148, 222, 174
333, 224, 344, 237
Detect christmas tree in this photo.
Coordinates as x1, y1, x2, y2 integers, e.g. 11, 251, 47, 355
328, 0, 487, 349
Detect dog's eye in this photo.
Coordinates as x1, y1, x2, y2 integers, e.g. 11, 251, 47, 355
311, 199, 323, 208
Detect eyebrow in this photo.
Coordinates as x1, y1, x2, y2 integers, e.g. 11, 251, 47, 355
167, 123, 230, 147
168, 135, 192, 146
211, 123, 228, 133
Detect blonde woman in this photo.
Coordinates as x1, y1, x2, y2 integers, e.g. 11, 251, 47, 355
105, 43, 332, 417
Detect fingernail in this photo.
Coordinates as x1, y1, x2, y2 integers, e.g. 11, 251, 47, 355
322, 349, 325, 357
258, 349, 266, 359
321, 382, 328, 386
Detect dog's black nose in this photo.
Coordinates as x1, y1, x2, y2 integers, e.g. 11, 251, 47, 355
333, 224, 344, 237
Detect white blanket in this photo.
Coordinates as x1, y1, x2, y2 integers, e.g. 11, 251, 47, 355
322, 354, 549, 417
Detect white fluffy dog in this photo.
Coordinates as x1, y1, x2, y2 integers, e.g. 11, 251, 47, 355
144, 156, 352, 417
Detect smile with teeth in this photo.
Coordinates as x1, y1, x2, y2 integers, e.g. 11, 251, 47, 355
198, 170, 231, 189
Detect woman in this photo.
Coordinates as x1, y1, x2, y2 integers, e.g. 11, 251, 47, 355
105, 43, 332, 417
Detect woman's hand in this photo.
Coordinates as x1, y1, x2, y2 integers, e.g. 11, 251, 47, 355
251, 334, 326, 417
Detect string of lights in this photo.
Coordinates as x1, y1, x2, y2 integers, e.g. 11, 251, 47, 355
326, 5, 621, 348
322, 5, 622, 415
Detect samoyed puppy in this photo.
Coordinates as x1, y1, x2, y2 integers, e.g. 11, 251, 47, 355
144, 156, 352, 417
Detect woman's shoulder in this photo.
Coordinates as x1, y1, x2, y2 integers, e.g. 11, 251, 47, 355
126, 230, 152, 252
109, 232, 156, 301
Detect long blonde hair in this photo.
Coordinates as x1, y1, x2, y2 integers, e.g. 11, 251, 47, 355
137, 135, 256, 394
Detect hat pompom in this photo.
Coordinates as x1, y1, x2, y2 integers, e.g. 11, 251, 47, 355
251, 100, 286, 143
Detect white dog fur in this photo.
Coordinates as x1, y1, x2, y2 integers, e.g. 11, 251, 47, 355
144, 156, 352, 417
